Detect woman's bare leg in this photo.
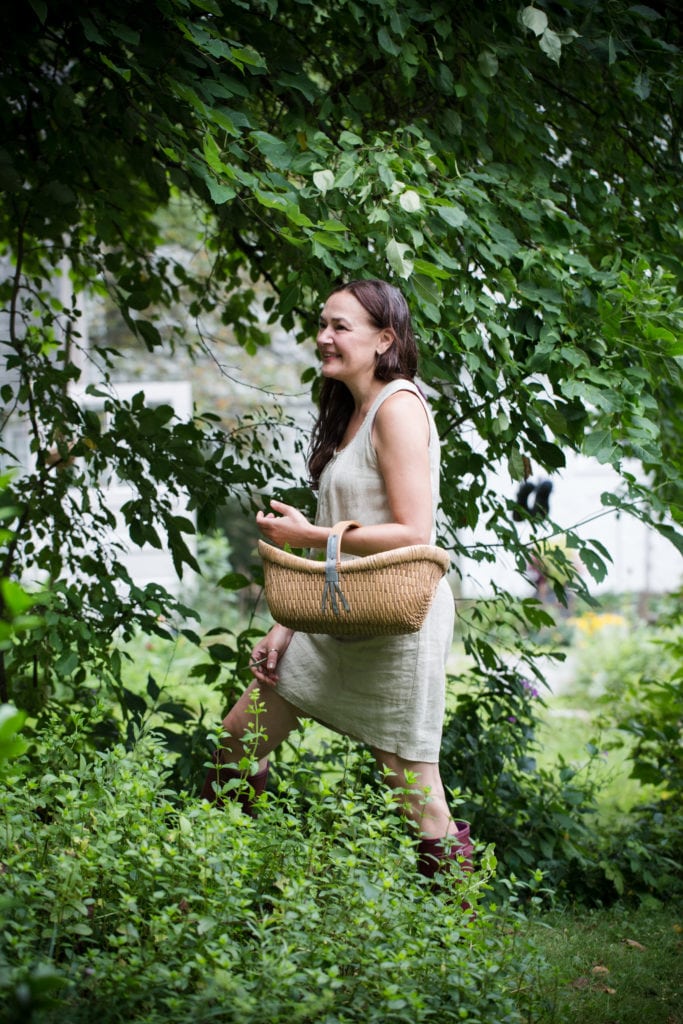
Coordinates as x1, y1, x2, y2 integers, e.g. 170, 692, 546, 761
371, 748, 474, 884
217, 680, 301, 771
371, 748, 457, 838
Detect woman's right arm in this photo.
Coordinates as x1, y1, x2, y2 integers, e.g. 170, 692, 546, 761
249, 623, 294, 686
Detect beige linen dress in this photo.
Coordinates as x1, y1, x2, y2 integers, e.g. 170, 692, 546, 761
276, 379, 455, 762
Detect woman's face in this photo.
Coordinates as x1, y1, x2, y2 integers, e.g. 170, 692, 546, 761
317, 290, 392, 389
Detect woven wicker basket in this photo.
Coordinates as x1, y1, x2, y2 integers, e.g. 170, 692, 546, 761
259, 521, 450, 636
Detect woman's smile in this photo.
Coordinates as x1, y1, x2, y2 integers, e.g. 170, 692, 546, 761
316, 290, 390, 389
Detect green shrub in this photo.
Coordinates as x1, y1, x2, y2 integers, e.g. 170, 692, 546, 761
438, 591, 683, 907
439, 668, 611, 904
593, 595, 683, 899
0, 713, 545, 1024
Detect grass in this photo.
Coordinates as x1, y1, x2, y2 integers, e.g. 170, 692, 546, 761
527, 901, 683, 1024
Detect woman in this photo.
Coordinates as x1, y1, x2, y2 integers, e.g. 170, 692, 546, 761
201, 279, 472, 879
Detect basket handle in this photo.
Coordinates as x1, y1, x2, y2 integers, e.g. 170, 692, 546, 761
328, 520, 361, 570
322, 520, 361, 617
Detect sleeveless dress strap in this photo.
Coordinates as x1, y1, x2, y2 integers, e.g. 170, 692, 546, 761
364, 380, 432, 446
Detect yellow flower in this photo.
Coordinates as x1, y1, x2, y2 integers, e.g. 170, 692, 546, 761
569, 612, 627, 636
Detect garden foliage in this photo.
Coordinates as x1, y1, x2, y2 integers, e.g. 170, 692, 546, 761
0, 717, 542, 1024
0, 0, 681, 918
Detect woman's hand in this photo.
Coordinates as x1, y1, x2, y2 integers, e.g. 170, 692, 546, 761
256, 500, 315, 549
249, 624, 294, 686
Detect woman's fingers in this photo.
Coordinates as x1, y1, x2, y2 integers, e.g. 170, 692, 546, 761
249, 643, 280, 685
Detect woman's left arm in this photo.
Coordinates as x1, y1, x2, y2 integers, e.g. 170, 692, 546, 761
321, 389, 432, 554
256, 391, 432, 555
365, 389, 433, 548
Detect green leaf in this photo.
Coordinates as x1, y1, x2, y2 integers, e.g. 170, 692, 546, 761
284, 204, 314, 228
127, 291, 151, 311
521, 6, 548, 36
412, 259, 451, 281
313, 169, 335, 194
581, 547, 609, 583
277, 71, 317, 102
80, 16, 106, 44
537, 401, 568, 436
338, 130, 363, 148
311, 231, 349, 252
650, 522, 683, 556
436, 204, 468, 228
229, 46, 266, 70
100, 53, 131, 82
386, 238, 414, 279
0, 704, 29, 761
171, 515, 196, 534
629, 5, 663, 21
111, 22, 139, 46
335, 165, 358, 189
206, 642, 234, 662
633, 72, 651, 100
377, 27, 401, 56
147, 675, 161, 701
584, 535, 613, 564
217, 572, 250, 591
28, 0, 47, 23
203, 134, 225, 174
583, 429, 617, 463
55, 650, 79, 677
206, 179, 236, 204
539, 29, 562, 63
478, 51, 499, 77
507, 450, 527, 480
319, 219, 348, 232
0, 579, 39, 617
399, 189, 421, 212
69, 922, 93, 937
250, 131, 292, 169
135, 320, 163, 349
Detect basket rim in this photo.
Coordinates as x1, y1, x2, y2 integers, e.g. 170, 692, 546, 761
258, 539, 450, 574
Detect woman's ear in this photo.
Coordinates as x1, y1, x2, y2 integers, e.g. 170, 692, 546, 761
376, 329, 396, 355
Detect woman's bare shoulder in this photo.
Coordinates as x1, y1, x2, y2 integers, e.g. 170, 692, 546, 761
374, 387, 429, 440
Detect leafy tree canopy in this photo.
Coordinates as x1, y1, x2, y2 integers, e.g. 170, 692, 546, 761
0, 0, 681, 710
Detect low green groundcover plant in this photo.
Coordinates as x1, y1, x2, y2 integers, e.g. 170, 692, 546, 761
1, 711, 543, 1024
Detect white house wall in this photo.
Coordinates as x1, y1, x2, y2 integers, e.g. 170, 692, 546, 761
72, 381, 196, 596
455, 450, 683, 599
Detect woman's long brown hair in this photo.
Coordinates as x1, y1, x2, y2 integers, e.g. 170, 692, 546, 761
308, 279, 419, 487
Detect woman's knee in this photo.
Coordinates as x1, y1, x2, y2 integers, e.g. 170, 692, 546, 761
372, 748, 441, 791
221, 684, 258, 735
221, 682, 299, 752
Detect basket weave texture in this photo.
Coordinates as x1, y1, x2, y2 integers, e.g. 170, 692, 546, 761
259, 540, 450, 636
